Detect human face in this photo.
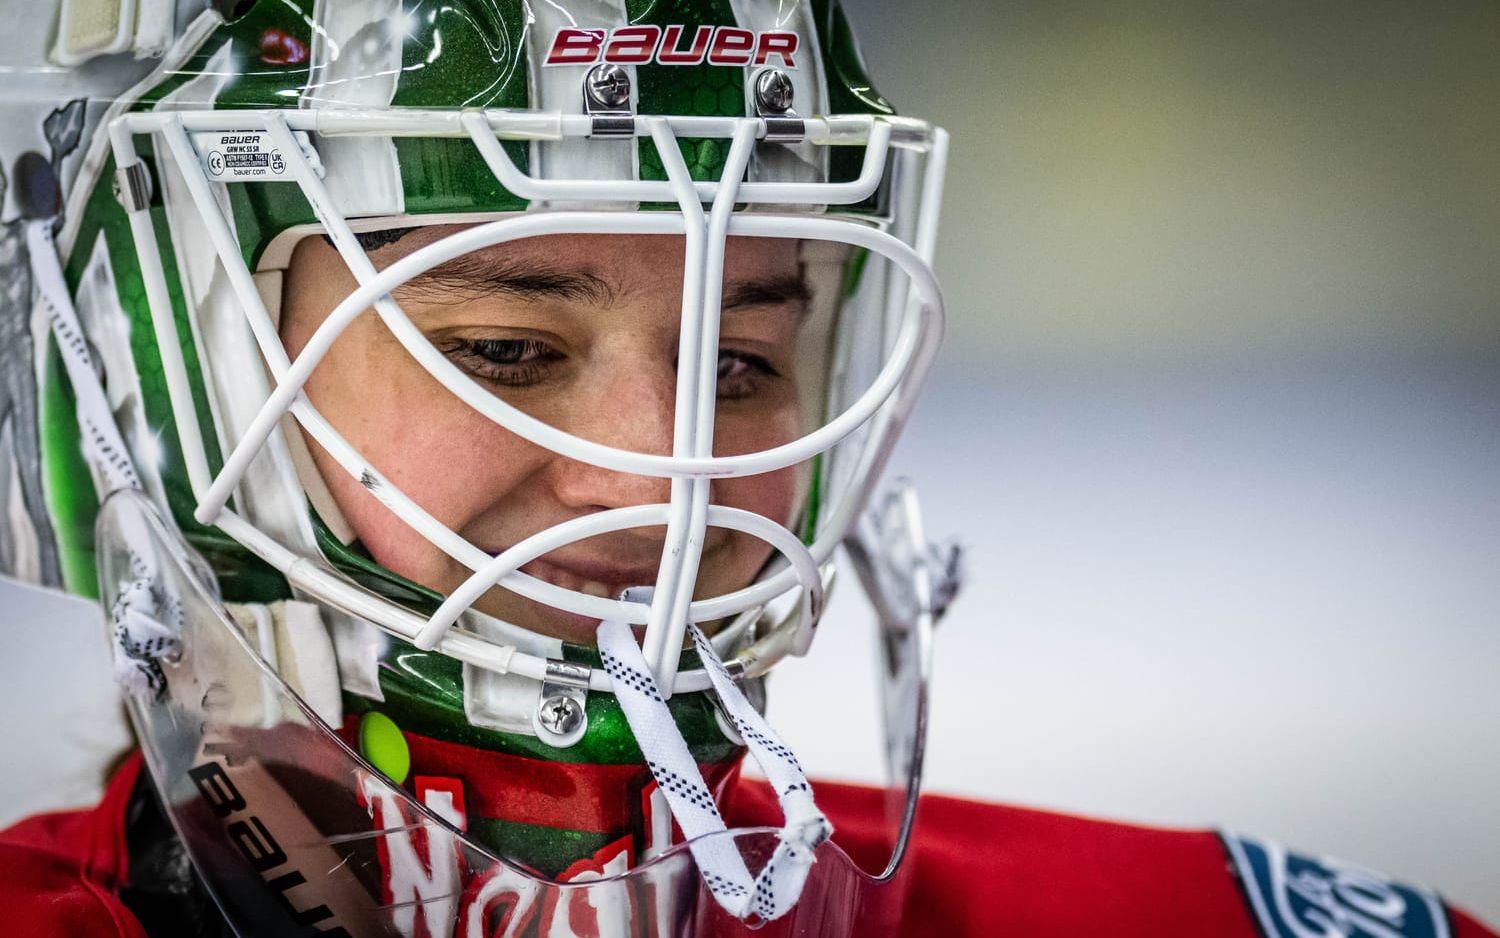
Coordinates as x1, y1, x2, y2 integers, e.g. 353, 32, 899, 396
280, 228, 815, 645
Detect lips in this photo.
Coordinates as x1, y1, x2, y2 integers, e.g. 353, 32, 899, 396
510, 554, 660, 603
471, 549, 706, 644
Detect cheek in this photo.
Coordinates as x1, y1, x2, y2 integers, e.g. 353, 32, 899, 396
712, 466, 801, 531
713, 394, 803, 454
306, 331, 537, 580
705, 467, 803, 591
708, 401, 808, 566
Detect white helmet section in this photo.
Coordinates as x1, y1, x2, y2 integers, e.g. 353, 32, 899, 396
525, 0, 640, 209
300, 0, 407, 219
731, 0, 831, 190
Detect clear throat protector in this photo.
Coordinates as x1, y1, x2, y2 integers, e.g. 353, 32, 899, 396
97, 484, 944, 937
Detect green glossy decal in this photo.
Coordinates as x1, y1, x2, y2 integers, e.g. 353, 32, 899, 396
391, 0, 531, 218
469, 816, 618, 880
38, 329, 97, 596
812, 0, 893, 116
629, 0, 746, 184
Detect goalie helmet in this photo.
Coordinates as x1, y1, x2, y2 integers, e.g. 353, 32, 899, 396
0, 0, 957, 933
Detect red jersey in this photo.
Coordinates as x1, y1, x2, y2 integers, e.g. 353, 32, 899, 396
1, 753, 1492, 937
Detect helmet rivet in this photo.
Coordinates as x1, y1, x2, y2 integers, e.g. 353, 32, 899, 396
537, 694, 584, 736
584, 63, 633, 112
754, 68, 795, 115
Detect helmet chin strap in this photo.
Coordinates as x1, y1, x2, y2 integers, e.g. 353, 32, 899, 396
598, 586, 830, 923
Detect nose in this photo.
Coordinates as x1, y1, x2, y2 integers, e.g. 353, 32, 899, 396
545, 359, 678, 513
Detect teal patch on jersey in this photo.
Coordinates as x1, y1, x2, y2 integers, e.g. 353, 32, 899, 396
1222, 832, 1451, 938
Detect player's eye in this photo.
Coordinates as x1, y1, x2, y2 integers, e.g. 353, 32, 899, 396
439, 337, 563, 387
716, 349, 781, 400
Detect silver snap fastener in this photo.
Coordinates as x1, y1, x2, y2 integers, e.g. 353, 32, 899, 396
585, 63, 632, 111
754, 68, 795, 115
537, 694, 584, 736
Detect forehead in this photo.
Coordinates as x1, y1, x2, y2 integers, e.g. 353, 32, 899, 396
374, 226, 802, 286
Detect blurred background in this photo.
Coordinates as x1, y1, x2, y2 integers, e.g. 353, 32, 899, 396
767, 0, 1500, 921
3, 0, 1497, 922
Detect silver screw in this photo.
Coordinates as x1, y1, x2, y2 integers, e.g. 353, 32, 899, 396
585, 63, 632, 111
754, 68, 795, 115
537, 694, 584, 736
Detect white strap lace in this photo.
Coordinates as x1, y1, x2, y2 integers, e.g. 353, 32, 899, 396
597, 610, 831, 922
27, 222, 140, 494
27, 220, 177, 696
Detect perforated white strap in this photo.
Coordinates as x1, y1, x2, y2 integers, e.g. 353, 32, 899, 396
28, 220, 177, 696
597, 615, 830, 922
27, 222, 140, 494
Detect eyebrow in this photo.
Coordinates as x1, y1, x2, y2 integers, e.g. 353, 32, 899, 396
722, 273, 812, 313
394, 253, 810, 314
395, 254, 616, 305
